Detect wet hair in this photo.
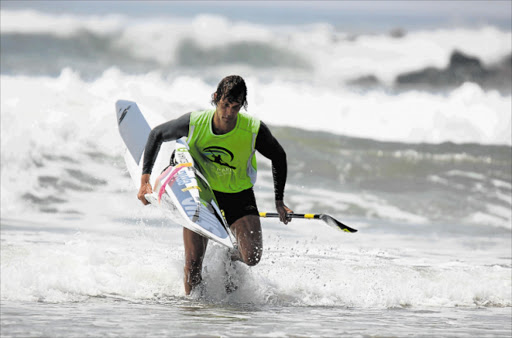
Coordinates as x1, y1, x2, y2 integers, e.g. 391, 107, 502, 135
211, 75, 248, 110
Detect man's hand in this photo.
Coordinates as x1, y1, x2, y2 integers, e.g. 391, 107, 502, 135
276, 200, 293, 225
138, 174, 153, 205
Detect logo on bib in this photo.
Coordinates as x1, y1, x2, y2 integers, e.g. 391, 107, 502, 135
202, 146, 236, 169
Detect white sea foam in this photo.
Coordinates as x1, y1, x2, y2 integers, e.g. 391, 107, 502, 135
252, 81, 511, 145
0, 222, 184, 302
445, 170, 487, 181
2, 70, 508, 158
2, 216, 510, 308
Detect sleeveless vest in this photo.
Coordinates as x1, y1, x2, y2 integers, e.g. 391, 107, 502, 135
186, 110, 260, 193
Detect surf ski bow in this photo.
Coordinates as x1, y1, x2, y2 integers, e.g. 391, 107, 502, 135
115, 100, 234, 248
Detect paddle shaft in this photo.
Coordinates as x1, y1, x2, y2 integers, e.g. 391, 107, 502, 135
259, 212, 319, 220
259, 212, 358, 233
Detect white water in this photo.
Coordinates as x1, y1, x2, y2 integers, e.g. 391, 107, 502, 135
2, 10, 511, 82
2, 210, 511, 309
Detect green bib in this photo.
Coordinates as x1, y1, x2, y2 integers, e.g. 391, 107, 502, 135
186, 110, 261, 193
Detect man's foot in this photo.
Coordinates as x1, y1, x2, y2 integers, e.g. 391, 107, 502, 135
192, 280, 206, 295
225, 272, 238, 294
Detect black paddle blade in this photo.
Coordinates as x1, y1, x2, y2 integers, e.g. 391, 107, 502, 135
319, 214, 358, 233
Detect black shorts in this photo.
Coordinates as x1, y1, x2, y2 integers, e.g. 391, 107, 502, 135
213, 188, 259, 226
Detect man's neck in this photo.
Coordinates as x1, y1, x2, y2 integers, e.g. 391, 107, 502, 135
212, 114, 236, 135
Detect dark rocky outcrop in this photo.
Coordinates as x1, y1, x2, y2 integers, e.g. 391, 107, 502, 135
346, 75, 382, 89
395, 51, 511, 92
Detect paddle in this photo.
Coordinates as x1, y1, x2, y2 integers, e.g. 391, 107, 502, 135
259, 212, 358, 233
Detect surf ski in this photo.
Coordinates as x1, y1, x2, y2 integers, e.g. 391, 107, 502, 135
115, 100, 234, 248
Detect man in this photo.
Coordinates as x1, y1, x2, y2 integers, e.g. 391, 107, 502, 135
137, 75, 292, 295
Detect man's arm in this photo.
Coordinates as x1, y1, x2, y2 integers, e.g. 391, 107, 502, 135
138, 112, 191, 205
255, 121, 293, 223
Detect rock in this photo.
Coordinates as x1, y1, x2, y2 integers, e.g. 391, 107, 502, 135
346, 75, 382, 88
395, 50, 511, 91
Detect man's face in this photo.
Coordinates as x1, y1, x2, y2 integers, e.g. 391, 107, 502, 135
216, 96, 242, 125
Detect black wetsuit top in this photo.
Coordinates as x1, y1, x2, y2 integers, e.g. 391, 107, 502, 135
142, 113, 287, 201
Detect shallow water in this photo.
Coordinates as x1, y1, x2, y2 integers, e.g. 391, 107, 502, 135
1, 212, 510, 337
2, 299, 511, 337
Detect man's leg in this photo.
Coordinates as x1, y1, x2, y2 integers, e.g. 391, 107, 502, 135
229, 215, 262, 266
183, 227, 208, 295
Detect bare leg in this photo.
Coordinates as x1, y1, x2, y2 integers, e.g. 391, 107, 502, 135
183, 227, 208, 295
229, 215, 263, 266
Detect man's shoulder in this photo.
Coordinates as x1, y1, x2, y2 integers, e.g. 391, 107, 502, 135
190, 109, 214, 125
238, 112, 261, 134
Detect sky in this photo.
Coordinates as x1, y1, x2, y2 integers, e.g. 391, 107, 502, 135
2, 0, 511, 31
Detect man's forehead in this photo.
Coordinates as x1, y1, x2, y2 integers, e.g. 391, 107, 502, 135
220, 96, 243, 105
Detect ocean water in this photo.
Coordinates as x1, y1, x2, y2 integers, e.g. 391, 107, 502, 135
1, 3, 511, 337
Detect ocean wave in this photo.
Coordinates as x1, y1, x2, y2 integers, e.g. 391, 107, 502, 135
2, 9, 511, 87
1, 68, 509, 160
